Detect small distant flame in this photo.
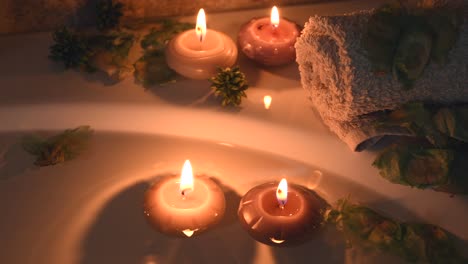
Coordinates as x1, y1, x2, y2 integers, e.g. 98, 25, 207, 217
180, 160, 194, 195
196, 8, 207, 42
276, 178, 288, 207
263, 95, 272, 109
271, 6, 280, 27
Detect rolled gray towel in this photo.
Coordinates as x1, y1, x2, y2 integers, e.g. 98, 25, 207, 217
296, 5, 468, 151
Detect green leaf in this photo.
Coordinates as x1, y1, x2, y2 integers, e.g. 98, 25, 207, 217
406, 223, 464, 263
96, 0, 124, 31
133, 19, 194, 86
134, 50, 176, 87
435, 151, 468, 194
49, 27, 96, 71
373, 145, 453, 188
21, 135, 47, 156
427, 9, 462, 64
22, 126, 93, 166
434, 107, 468, 143
392, 26, 432, 89
362, 5, 460, 88
372, 102, 468, 194
361, 5, 401, 73
330, 200, 465, 263
107, 32, 135, 60
372, 145, 407, 184
401, 225, 427, 262
140, 20, 194, 50
367, 219, 403, 251
374, 103, 448, 147
88, 32, 136, 77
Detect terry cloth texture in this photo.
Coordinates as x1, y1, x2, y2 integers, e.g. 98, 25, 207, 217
295, 4, 468, 151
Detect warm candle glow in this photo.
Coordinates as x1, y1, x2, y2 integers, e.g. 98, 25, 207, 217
264, 95, 272, 109
271, 6, 280, 27
196, 8, 207, 43
270, 237, 285, 244
276, 178, 288, 207
182, 229, 197, 237
180, 160, 194, 195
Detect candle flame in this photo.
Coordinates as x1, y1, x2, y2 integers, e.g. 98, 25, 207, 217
276, 178, 288, 207
271, 6, 280, 27
263, 95, 272, 109
196, 8, 207, 43
180, 160, 194, 195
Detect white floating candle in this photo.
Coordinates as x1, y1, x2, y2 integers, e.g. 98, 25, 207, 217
144, 160, 226, 237
165, 8, 238, 79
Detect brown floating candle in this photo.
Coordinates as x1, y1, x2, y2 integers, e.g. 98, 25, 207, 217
237, 179, 323, 246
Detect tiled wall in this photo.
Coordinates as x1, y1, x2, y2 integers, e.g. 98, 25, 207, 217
0, 0, 328, 34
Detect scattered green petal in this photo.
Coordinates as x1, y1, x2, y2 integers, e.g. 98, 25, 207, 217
87, 31, 137, 80
374, 103, 448, 147
427, 9, 463, 64
22, 135, 47, 157
373, 145, 453, 189
372, 103, 468, 194
96, 0, 124, 31
141, 20, 194, 50
49, 27, 96, 72
134, 20, 194, 86
434, 107, 468, 143
393, 27, 432, 89
22, 126, 93, 167
362, 5, 460, 88
328, 199, 465, 263
134, 50, 176, 87
362, 5, 401, 73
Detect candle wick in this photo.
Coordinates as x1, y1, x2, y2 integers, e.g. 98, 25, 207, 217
196, 26, 203, 43
272, 24, 278, 32
279, 202, 285, 210
181, 188, 193, 197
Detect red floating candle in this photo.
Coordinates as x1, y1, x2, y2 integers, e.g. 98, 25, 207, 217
237, 6, 300, 66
